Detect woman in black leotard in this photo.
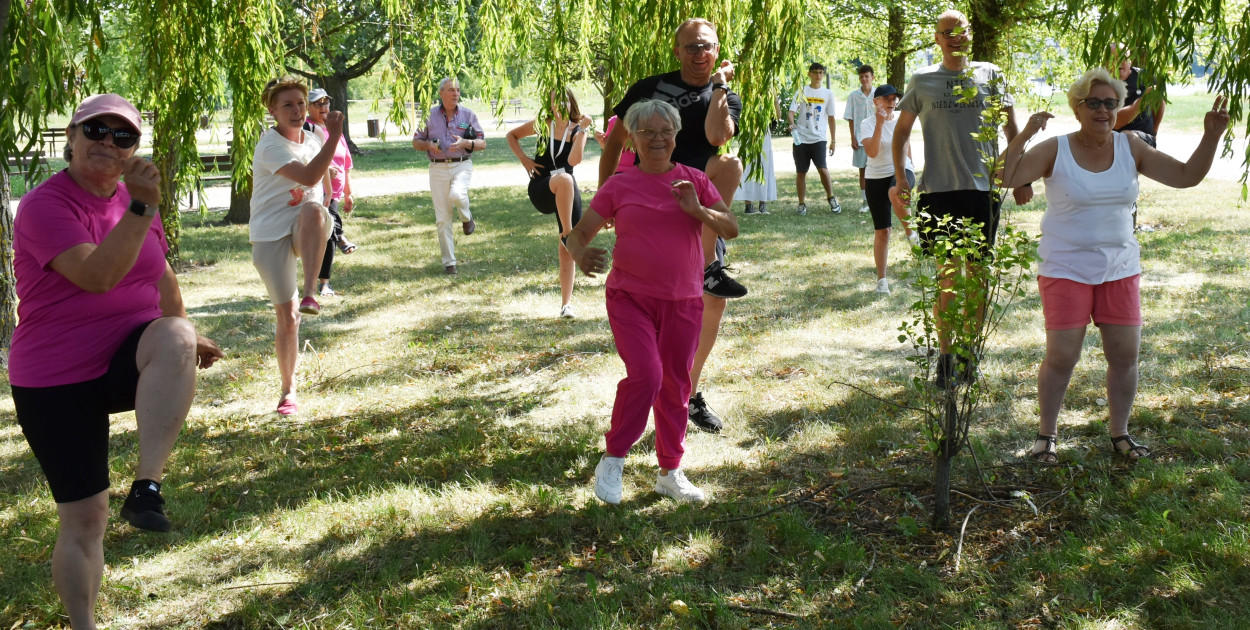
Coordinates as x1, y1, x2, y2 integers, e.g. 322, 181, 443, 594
506, 88, 593, 318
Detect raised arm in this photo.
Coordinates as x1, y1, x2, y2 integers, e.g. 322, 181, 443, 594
566, 115, 593, 167
276, 111, 343, 187
704, 61, 737, 147
598, 117, 630, 186
1001, 112, 1058, 187
1135, 95, 1229, 188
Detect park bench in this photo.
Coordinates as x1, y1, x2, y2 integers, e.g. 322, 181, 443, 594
191, 153, 232, 209
490, 98, 524, 116
5, 151, 48, 177
40, 129, 66, 153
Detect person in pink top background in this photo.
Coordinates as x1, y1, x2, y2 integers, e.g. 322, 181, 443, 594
594, 115, 636, 174
306, 88, 358, 297
565, 99, 738, 505
9, 93, 223, 629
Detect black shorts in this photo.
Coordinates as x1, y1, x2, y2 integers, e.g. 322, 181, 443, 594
527, 169, 583, 234
865, 171, 915, 231
13, 320, 154, 503
792, 141, 828, 173
916, 190, 1001, 258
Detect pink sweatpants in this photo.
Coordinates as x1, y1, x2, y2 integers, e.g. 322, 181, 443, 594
604, 288, 704, 470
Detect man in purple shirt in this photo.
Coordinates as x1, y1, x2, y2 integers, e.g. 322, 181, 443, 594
413, 77, 485, 274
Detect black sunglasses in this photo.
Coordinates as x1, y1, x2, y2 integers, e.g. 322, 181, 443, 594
1082, 97, 1120, 111
79, 119, 141, 149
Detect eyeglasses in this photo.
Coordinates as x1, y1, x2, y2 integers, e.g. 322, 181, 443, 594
938, 28, 970, 38
681, 42, 718, 55
633, 127, 677, 140
79, 120, 140, 149
1082, 97, 1120, 111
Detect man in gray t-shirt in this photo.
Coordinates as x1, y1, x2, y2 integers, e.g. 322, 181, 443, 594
891, 9, 1032, 388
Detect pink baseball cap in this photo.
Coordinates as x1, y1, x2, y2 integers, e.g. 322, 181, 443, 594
71, 94, 143, 134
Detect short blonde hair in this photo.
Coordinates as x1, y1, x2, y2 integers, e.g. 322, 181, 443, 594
1067, 68, 1128, 114
674, 18, 717, 47
263, 75, 307, 109
624, 99, 682, 136
936, 9, 968, 30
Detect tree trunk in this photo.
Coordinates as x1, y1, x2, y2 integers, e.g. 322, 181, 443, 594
931, 394, 960, 529
968, 0, 1004, 64
319, 74, 358, 154
224, 118, 251, 224
0, 169, 15, 362
886, 5, 907, 90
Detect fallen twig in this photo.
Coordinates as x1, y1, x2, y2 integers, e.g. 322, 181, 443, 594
954, 504, 980, 572
950, 488, 1016, 506
220, 581, 301, 591
827, 380, 927, 413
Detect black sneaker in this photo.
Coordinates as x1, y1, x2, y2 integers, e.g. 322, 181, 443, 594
797, 203, 808, 215
934, 353, 957, 390
688, 392, 723, 433
703, 260, 748, 299
744, 202, 759, 215
758, 202, 770, 215
120, 479, 171, 533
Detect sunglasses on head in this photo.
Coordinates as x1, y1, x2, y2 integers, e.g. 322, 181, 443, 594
79, 119, 140, 149
1082, 97, 1120, 111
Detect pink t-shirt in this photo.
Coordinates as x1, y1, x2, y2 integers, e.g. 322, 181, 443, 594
591, 163, 721, 300
604, 116, 636, 173
307, 119, 353, 200
10, 170, 168, 387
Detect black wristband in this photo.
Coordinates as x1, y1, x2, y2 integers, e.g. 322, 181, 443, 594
711, 83, 729, 93
128, 199, 156, 217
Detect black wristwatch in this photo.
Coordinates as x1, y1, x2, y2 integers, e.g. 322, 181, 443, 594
711, 83, 729, 93
129, 199, 157, 217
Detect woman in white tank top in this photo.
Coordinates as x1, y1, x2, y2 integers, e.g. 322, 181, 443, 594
1002, 68, 1229, 464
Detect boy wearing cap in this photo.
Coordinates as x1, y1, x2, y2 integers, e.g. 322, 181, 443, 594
845, 65, 876, 213
858, 84, 915, 295
788, 62, 841, 215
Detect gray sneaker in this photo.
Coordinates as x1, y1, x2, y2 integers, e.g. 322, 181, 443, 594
655, 469, 706, 502
594, 455, 625, 504
797, 203, 807, 216
829, 197, 842, 213
758, 202, 770, 214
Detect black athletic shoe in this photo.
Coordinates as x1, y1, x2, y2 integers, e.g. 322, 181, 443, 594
688, 392, 723, 433
703, 260, 748, 299
120, 479, 171, 533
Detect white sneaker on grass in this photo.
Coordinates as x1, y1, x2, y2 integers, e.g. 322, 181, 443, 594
655, 469, 706, 502
560, 304, 576, 319
859, 203, 869, 213
908, 231, 920, 246
876, 278, 891, 294
594, 455, 625, 504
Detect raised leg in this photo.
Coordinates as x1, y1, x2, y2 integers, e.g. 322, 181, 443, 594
133, 317, 198, 481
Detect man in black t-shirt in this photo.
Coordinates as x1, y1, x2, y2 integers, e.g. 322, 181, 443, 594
599, 17, 744, 434
1115, 51, 1166, 148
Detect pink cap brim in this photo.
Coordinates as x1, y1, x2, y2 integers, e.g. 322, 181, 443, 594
71, 94, 142, 134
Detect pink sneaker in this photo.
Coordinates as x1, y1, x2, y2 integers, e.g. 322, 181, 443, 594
299, 296, 320, 315
276, 396, 298, 416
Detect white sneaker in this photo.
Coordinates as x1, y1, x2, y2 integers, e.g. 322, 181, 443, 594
859, 203, 869, 213
594, 455, 625, 504
560, 304, 576, 319
876, 278, 891, 294
654, 469, 706, 502
908, 231, 920, 246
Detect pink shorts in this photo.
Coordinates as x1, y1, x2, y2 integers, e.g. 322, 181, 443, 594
1038, 274, 1141, 330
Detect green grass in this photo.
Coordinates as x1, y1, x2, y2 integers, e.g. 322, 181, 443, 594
2, 172, 1250, 629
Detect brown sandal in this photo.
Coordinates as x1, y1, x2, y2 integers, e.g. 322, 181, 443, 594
1029, 434, 1058, 465
1111, 434, 1151, 460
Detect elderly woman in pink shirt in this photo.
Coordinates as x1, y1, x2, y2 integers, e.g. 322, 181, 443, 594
565, 99, 738, 505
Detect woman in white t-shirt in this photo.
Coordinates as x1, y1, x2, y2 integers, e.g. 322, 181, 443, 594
1003, 68, 1229, 463
250, 76, 341, 416
858, 84, 915, 295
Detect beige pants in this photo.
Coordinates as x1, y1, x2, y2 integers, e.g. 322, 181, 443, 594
429, 160, 474, 266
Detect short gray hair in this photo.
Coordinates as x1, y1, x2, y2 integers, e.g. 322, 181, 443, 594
623, 99, 682, 136
438, 77, 459, 92
1067, 68, 1127, 114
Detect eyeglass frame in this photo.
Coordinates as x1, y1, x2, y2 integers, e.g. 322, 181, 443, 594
632, 127, 678, 140
1081, 97, 1121, 111
938, 28, 971, 39
680, 42, 718, 55
77, 119, 141, 149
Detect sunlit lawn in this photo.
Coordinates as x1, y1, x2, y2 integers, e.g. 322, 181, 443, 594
2, 170, 1250, 628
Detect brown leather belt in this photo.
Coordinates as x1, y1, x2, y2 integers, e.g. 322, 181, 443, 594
431, 157, 470, 163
